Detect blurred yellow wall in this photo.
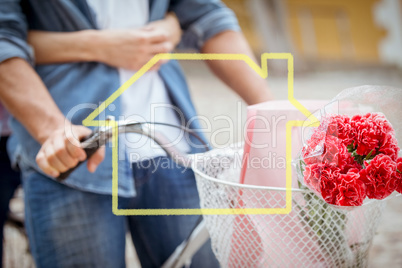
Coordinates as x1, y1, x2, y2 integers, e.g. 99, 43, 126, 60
285, 0, 387, 62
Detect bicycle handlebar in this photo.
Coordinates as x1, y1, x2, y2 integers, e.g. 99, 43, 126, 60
56, 122, 209, 181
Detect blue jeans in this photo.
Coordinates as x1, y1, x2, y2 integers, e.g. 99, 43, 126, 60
22, 157, 219, 268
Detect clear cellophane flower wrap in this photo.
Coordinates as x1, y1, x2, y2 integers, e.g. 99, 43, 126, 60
293, 86, 402, 267
297, 85, 402, 206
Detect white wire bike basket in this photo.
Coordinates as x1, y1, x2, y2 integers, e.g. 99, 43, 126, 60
192, 143, 386, 268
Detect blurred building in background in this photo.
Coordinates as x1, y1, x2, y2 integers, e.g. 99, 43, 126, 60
223, 0, 402, 69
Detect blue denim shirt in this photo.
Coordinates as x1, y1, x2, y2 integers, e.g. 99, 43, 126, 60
0, 0, 239, 197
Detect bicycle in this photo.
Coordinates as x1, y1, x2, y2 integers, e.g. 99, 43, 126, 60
4, 120, 213, 268
5, 119, 387, 267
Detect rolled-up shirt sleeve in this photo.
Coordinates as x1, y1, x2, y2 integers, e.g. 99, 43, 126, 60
0, 0, 34, 65
170, 0, 241, 51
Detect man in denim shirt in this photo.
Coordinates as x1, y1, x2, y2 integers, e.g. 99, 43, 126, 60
0, 0, 271, 267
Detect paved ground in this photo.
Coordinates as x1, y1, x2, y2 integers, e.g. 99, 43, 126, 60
3, 61, 402, 267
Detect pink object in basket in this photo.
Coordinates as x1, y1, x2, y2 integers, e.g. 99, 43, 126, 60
241, 100, 328, 187
235, 100, 329, 267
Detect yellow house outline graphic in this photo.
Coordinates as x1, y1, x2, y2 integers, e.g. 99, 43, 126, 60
82, 53, 319, 216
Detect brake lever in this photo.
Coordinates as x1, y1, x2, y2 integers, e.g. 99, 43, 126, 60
56, 127, 113, 181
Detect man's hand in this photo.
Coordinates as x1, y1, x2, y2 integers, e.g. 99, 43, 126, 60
145, 13, 182, 48
36, 124, 105, 178
89, 13, 181, 71
92, 28, 173, 71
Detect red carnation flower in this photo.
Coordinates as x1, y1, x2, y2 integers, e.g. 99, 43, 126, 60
378, 133, 399, 161
302, 130, 326, 165
352, 113, 394, 134
325, 114, 356, 146
323, 135, 345, 163
336, 169, 366, 206
302, 131, 359, 173
303, 163, 322, 193
397, 158, 402, 178
304, 163, 341, 205
359, 154, 398, 199
352, 113, 395, 156
394, 158, 402, 194
323, 135, 360, 173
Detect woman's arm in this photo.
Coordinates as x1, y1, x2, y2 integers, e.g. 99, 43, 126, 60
201, 31, 273, 105
28, 13, 181, 70
28, 30, 95, 64
169, 0, 272, 105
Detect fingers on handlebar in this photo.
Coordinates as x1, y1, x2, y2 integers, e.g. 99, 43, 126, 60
36, 126, 96, 178
87, 146, 105, 173
36, 149, 60, 178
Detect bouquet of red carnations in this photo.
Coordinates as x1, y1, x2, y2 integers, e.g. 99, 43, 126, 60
292, 86, 402, 267
302, 112, 402, 206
